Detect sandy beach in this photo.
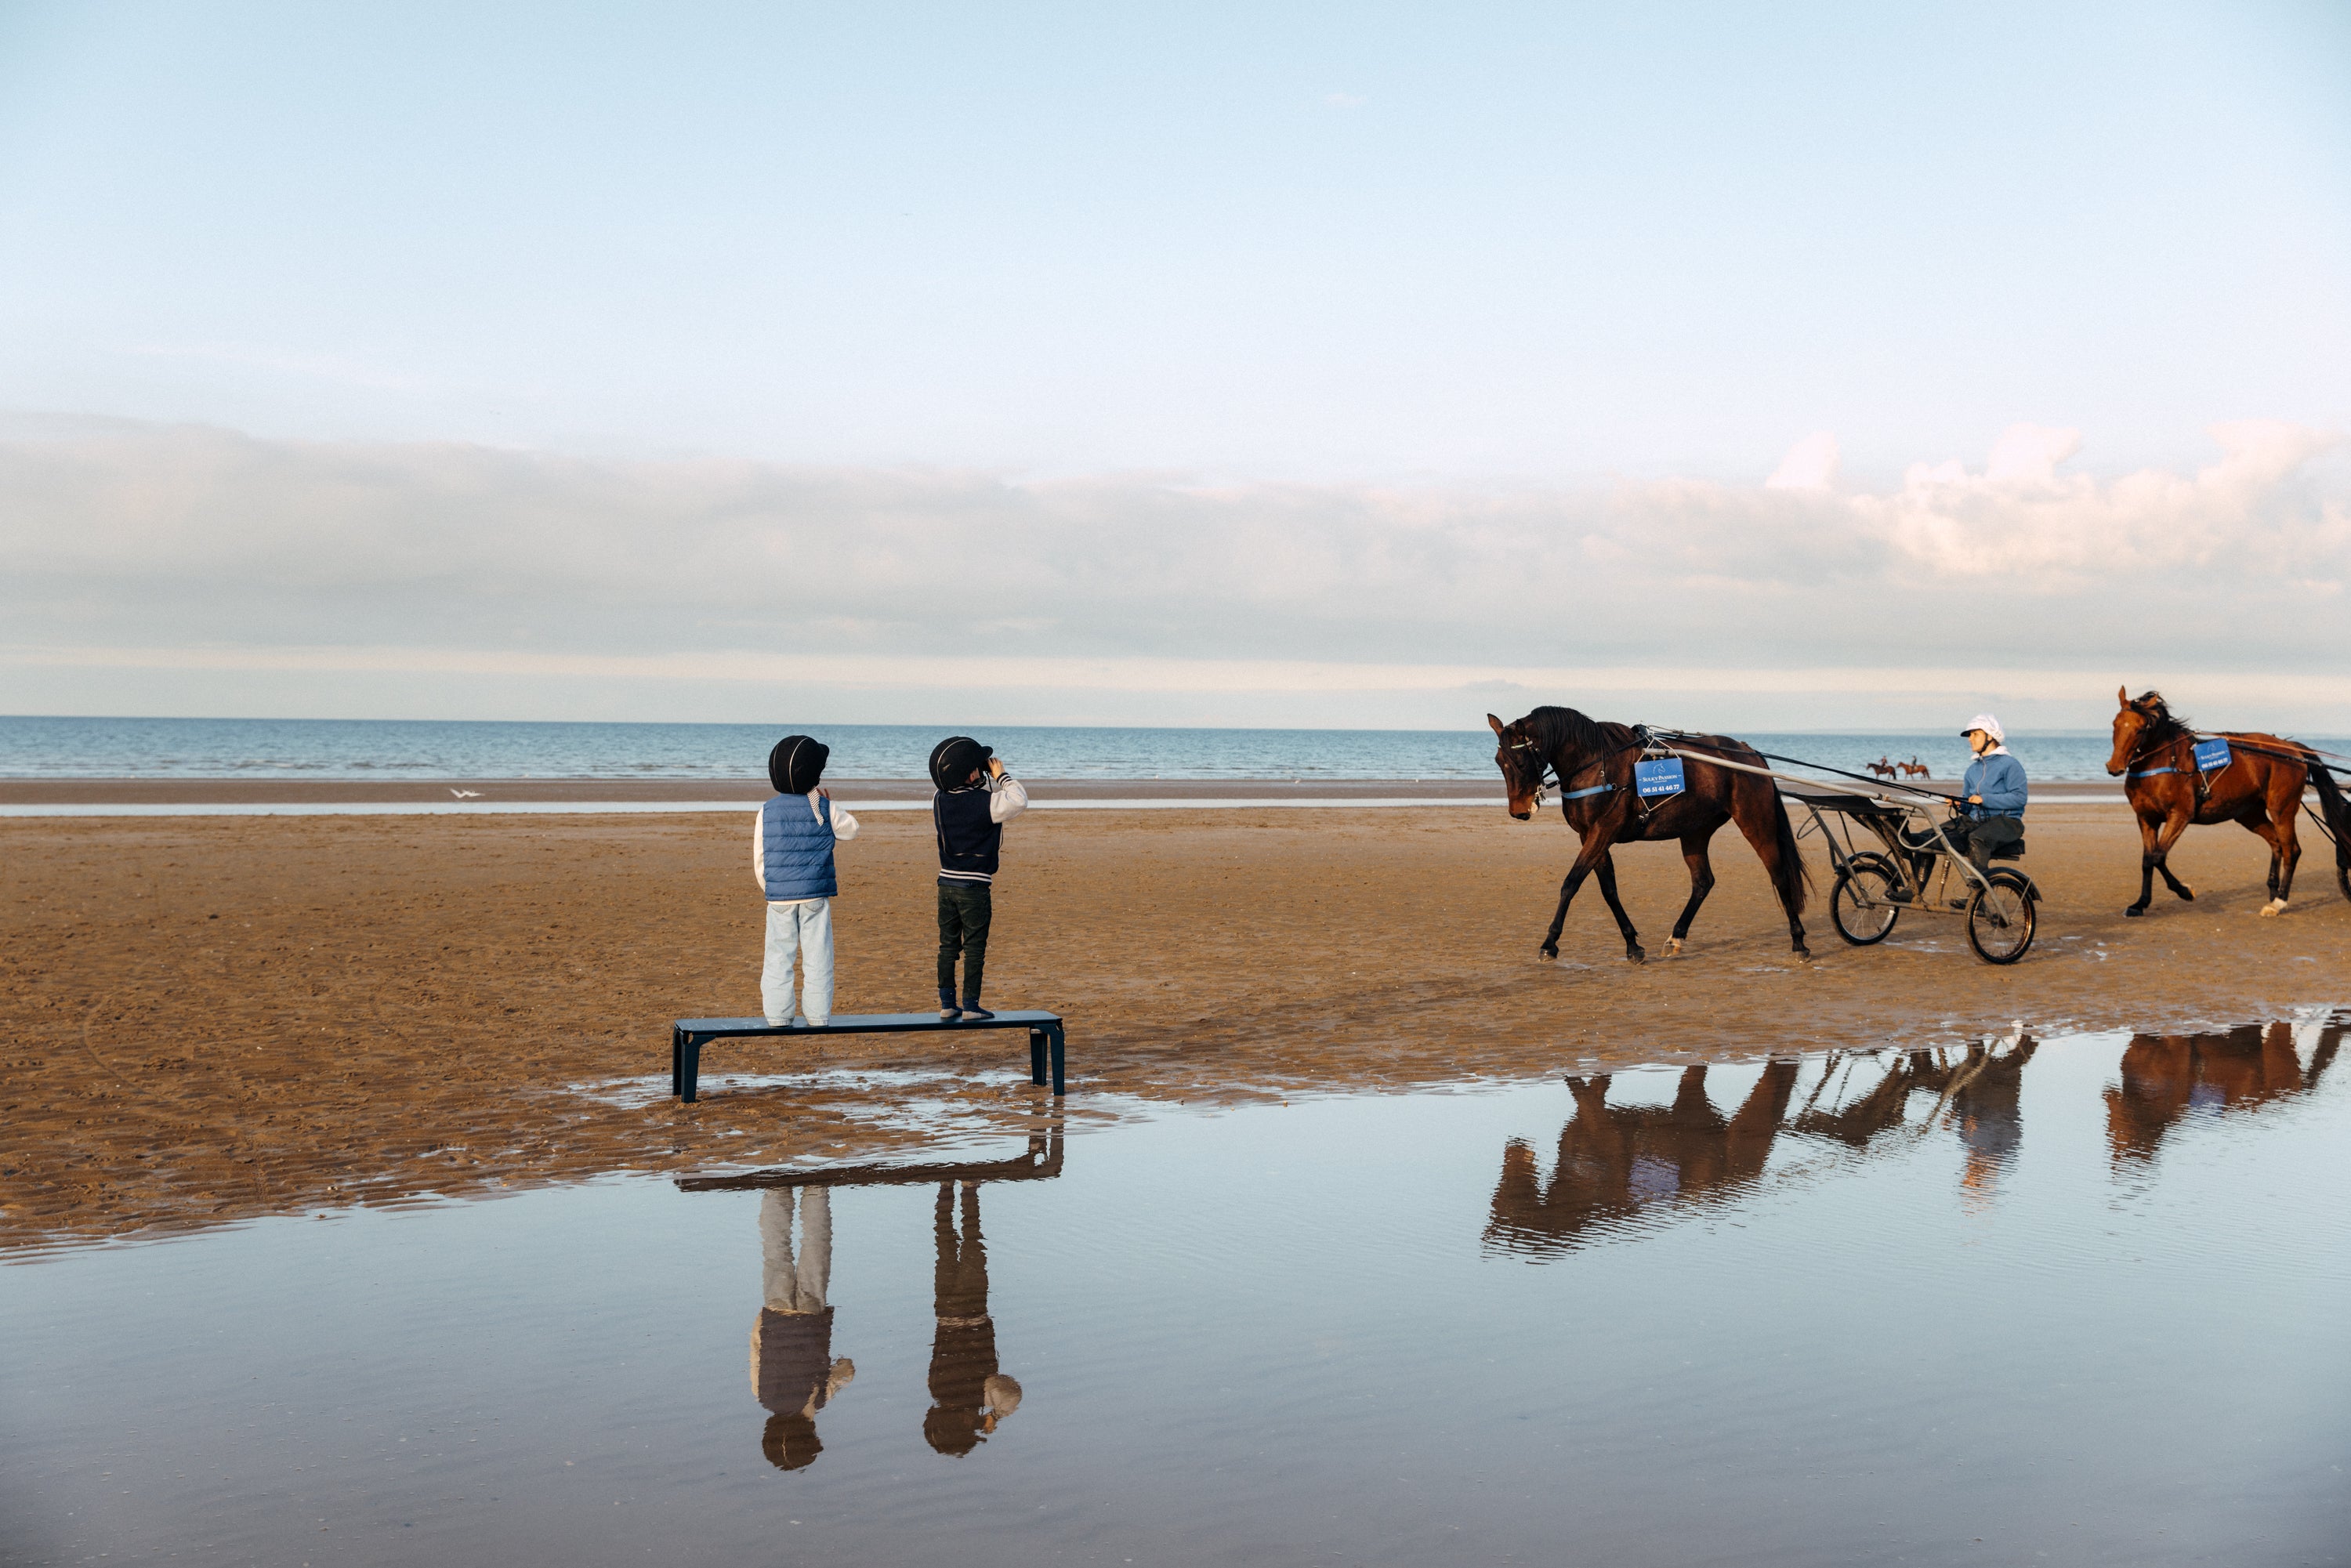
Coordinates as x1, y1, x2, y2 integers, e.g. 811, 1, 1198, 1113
5, 798, 2346, 1252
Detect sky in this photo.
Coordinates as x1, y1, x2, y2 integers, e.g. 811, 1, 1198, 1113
2, 1, 2347, 730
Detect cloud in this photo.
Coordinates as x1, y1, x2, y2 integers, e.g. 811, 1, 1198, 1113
0, 415, 2343, 724
1765, 430, 1838, 491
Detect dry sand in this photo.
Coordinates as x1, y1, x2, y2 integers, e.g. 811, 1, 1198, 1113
5, 802, 2346, 1252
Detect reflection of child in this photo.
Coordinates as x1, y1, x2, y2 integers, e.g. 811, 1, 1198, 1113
924, 1181, 1022, 1455
755, 735, 860, 1027
750, 1187, 855, 1472
927, 737, 1027, 1022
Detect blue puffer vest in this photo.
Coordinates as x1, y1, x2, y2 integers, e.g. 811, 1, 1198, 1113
761, 794, 838, 900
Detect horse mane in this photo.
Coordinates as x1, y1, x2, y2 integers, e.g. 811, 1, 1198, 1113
1523, 704, 1625, 762
2132, 690, 2192, 744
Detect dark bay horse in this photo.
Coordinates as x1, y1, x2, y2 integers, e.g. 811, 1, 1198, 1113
2106, 687, 2351, 918
1488, 706, 1809, 961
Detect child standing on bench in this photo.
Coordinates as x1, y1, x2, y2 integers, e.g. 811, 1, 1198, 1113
755, 734, 859, 1027
929, 736, 1028, 1021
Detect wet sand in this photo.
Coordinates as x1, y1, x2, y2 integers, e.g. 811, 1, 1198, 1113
5, 804, 2345, 1251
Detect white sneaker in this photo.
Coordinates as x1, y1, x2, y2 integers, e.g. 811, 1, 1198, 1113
804, 1016, 830, 1028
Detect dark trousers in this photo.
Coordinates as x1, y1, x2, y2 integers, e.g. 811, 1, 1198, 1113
936, 882, 993, 1001
1946, 814, 2024, 871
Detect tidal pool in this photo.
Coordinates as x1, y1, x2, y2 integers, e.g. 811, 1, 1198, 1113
5, 1018, 2347, 1566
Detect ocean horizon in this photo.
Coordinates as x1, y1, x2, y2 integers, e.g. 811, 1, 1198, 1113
5, 713, 2323, 785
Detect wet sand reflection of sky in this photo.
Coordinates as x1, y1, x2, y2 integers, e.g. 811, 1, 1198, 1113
3, 1019, 2346, 1566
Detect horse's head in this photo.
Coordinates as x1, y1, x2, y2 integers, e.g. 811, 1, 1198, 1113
1488, 712, 1547, 820
2107, 686, 2174, 776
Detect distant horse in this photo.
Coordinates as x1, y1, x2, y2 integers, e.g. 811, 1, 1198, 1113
1899, 757, 1931, 779
1864, 757, 1899, 780
1488, 707, 1809, 961
2106, 687, 2351, 917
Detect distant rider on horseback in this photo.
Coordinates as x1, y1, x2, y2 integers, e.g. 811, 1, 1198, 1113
1947, 713, 2027, 871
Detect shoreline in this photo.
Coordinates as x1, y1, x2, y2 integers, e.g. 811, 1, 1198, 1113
0, 774, 2135, 809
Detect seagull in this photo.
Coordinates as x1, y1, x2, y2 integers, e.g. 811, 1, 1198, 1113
449, 788, 483, 798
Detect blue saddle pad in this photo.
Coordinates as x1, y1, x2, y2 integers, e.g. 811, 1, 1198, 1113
2193, 738, 2232, 773
1635, 757, 1686, 798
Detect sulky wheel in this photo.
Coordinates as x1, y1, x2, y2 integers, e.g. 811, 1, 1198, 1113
1965, 869, 2038, 964
1829, 853, 1903, 946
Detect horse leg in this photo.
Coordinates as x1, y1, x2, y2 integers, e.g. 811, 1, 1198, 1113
2151, 811, 2196, 903
2126, 813, 2161, 915
1726, 785, 1811, 958
1665, 829, 1719, 957
1540, 831, 1618, 960
2248, 796, 2299, 917
1592, 851, 1645, 963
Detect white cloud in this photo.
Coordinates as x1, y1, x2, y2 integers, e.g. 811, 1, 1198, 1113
1764, 430, 1839, 491
0, 415, 2343, 726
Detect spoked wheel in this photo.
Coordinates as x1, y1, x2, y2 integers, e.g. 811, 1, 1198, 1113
1965, 869, 2038, 964
1830, 853, 1903, 946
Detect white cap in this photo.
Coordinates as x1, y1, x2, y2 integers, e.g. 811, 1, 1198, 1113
1960, 713, 2005, 743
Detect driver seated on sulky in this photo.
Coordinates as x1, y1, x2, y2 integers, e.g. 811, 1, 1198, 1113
1944, 713, 2027, 871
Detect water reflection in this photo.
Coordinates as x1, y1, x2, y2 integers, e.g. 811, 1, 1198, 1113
1487, 1036, 2040, 1253
926, 1182, 1022, 1456
684, 1124, 1062, 1470
752, 1187, 854, 1469
2107, 1021, 2342, 1164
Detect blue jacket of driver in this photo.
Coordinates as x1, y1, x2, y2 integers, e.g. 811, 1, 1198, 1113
1962, 751, 2027, 820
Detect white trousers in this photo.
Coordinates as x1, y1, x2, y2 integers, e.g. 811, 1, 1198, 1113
759, 1187, 832, 1313
761, 898, 835, 1025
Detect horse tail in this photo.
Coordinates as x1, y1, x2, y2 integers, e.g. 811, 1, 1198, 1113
2306, 760, 2351, 875
1766, 785, 1811, 916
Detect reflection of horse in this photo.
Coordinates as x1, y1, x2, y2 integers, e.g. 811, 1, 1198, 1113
1488, 707, 1811, 962
2106, 1021, 2342, 1164
2106, 687, 2351, 918
1484, 1063, 1800, 1253
1487, 1041, 2045, 1254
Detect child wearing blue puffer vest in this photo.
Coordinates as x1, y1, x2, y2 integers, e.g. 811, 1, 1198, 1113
753, 735, 860, 1026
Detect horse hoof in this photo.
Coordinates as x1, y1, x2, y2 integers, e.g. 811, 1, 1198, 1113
1625, 947, 1646, 965
1664, 938, 1683, 958
1539, 945, 1559, 961
1792, 947, 1813, 962
2125, 907, 2146, 918
2261, 899, 2286, 918
2176, 887, 2195, 902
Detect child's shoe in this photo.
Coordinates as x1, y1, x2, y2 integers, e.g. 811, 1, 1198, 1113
937, 990, 961, 1022
958, 998, 994, 1022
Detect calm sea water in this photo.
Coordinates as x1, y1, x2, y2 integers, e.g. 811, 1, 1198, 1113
4, 1020, 2345, 1566
7, 715, 2313, 783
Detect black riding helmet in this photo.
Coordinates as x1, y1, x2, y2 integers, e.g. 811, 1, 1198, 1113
769, 734, 831, 795
928, 736, 992, 790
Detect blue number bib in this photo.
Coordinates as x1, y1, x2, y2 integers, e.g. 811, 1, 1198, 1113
1635, 758, 1686, 798
2193, 738, 2232, 773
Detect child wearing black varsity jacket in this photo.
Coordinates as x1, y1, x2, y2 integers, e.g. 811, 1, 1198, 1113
926, 735, 1028, 1021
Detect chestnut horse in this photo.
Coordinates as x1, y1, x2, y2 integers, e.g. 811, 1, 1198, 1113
1488, 707, 1809, 961
2106, 687, 2351, 918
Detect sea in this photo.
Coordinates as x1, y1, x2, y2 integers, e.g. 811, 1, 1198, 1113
4, 715, 2342, 784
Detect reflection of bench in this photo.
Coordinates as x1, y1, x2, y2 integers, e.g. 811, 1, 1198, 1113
676, 1128, 1065, 1190
670, 1012, 1068, 1103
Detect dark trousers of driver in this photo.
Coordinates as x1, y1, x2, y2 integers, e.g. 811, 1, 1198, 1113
1944, 814, 2023, 871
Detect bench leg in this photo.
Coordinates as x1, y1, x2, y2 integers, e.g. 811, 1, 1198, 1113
1049, 1023, 1066, 1097
670, 1025, 683, 1098
1029, 1028, 1047, 1086
681, 1037, 704, 1104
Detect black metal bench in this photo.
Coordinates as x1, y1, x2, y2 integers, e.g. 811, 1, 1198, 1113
670, 1011, 1068, 1103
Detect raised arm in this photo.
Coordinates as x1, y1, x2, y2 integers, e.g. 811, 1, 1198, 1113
989, 774, 1029, 824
